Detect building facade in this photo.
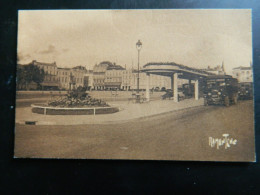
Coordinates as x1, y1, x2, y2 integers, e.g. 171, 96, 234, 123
121, 70, 133, 90
20, 60, 92, 90
93, 61, 125, 90
104, 69, 123, 90
121, 70, 171, 90
232, 66, 253, 83
71, 66, 85, 89
84, 70, 94, 90
57, 66, 86, 90
57, 68, 71, 90
93, 62, 109, 90
25, 60, 172, 91
31, 60, 59, 89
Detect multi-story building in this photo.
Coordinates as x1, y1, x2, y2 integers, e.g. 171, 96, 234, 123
93, 61, 125, 90
232, 66, 253, 83
84, 70, 94, 90
121, 70, 133, 90
93, 62, 110, 90
104, 69, 123, 90
57, 67, 71, 90
57, 66, 85, 90
104, 65, 125, 90
31, 60, 59, 90
121, 69, 171, 90
23, 60, 172, 91
149, 74, 171, 90
21, 60, 91, 90
71, 66, 85, 89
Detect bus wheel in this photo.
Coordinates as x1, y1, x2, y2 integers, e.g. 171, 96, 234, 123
224, 96, 230, 107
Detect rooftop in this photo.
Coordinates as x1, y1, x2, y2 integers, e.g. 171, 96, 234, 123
143, 62, 215, 76
31, 60, 57, 67
233, 66, 252, 70
57, 67, 71, 70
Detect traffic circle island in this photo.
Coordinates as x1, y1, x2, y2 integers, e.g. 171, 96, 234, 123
31, 103, 119, 115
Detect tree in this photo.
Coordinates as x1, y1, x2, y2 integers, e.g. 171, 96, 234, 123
28, 64, 45, 89
16, 66, 27, 90
16, 64, 45, 90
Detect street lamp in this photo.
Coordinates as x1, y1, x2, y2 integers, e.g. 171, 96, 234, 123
136, 40, 142, 100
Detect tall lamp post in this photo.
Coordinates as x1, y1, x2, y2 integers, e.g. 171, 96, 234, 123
136, 40, 142, 102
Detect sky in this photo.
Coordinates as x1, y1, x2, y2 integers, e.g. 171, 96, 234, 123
17, 9, 252, 74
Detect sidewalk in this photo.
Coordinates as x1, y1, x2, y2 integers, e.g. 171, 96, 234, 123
15, 99, 204, 125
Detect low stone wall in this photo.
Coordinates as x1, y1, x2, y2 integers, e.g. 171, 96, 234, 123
31, 104, 119, 115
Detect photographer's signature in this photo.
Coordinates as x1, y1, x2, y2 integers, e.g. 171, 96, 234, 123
209, 134, 237, 149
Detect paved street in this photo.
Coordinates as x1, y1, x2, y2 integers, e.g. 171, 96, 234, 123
14, 100, 255, 162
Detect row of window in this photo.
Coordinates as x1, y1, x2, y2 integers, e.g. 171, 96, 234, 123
94, 79, 105, 83
58, 71, 69, 76
39, 65, 56, 71
45, 76, 58, 82
106, 78, 122, 82
55, 70, 85, 76
59, 77, 84, 83
38, 65, 86, 78
48, 71, 57, 75
45, 67, 56, 71
44, 76, 84, 83
235, 73, 252, 77
123, 76, 132, 79
241, 70, 251, 74
106, 77, 122, 79
234, 70, 251, 75
59, 77, 68, 82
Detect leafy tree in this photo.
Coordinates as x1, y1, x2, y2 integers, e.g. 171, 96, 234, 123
16, 66, 27, 89
16, 64, 45, 90
28, 64, 45, 89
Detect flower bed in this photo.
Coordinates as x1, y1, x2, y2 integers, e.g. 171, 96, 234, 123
31, 88, 119, 115
47, 89, 109, 108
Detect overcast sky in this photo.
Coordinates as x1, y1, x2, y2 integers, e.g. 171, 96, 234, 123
17, 9, 252, 74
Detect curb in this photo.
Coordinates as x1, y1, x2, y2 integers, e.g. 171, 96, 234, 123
16, 104, 204, 126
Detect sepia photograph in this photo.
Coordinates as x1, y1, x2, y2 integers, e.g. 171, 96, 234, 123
14, 9, 255, 161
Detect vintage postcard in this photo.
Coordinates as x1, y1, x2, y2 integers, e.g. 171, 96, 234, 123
15, 9, 255, 162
